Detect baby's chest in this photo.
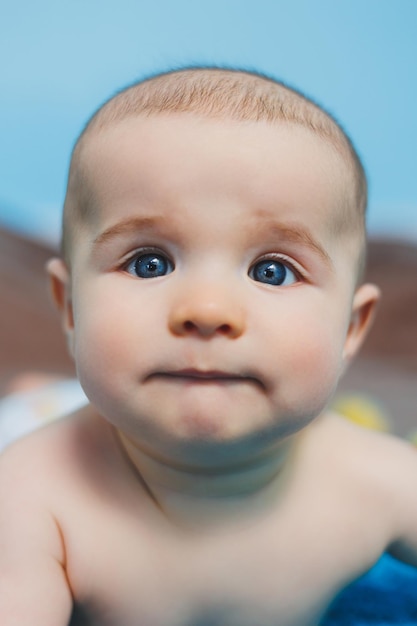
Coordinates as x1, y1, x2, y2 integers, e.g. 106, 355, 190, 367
65, 511, 361, 626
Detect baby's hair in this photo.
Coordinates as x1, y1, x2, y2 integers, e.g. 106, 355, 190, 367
62, 66, 367, 270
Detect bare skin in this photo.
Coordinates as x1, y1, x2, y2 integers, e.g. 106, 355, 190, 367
2, 113, 417, 625
1, 407, 416, 626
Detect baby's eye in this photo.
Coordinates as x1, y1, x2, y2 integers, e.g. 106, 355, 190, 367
249, 259, 298, 286
125, 252, 174, 279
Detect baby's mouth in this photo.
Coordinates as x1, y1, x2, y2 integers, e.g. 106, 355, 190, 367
147, 369, 264, 388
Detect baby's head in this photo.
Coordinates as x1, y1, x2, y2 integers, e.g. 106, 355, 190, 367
49, 68, 379, 461
62, 67, 367, 276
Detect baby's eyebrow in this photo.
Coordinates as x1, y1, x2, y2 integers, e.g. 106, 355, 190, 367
92, 215, 332, 267
93, 216, 165, 246
254, 219, 332, 266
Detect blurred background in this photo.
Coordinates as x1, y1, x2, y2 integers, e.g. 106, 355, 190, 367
0, 0, 416, 438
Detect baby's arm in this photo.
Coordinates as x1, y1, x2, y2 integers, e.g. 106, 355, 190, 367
384, 437, 417, 567
0, 443, 73, 625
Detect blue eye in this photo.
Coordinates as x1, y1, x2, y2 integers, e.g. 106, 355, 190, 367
126, 252, 173, 278
250, 259, 297, 286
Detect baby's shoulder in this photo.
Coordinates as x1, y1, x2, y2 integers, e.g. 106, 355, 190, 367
319, 412, 417, 473
324, 415, 417, 566
0, 408, 108, 498
316, 412, 417, 508
0, 415, 83, 554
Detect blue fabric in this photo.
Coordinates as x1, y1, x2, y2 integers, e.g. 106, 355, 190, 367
323, 555, 417, 625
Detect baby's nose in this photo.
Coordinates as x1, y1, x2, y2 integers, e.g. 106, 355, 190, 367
168, 286, 246, 339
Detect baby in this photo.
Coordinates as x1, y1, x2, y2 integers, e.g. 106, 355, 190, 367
1, 68, 416, 626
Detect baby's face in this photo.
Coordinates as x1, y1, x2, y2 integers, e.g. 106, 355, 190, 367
63, 114, 372, 465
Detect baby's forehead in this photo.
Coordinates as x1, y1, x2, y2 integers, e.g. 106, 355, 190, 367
75, 112, 355, 229
78, 114, 353, 241
79, 110, 343, 172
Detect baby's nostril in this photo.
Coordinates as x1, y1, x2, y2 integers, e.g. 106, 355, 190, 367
184, 320, 195, 331
219, 324, 232, 334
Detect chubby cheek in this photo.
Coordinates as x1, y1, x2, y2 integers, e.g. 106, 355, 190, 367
291, 330, 342, 397
265, 305, 348, 416
70, 291, 150, 407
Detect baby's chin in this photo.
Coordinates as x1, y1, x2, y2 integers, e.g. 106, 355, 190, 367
125, 414, 311, 474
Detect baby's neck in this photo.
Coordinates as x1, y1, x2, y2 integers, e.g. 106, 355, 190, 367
115, 431, 302, 530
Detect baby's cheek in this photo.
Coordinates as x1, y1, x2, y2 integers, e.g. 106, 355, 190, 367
72, 315, 128, 399
289, 324, 345, 398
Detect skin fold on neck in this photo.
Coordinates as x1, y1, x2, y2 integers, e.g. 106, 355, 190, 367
113, 424, 307, 530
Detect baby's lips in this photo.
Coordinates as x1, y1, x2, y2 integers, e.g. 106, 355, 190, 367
146, 368, 266, 389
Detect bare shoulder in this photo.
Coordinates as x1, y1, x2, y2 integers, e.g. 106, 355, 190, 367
0, 413, 74, 534
0, 415, 95, 624
327, 411, 416, 465
0, 406, 118, 498
312, 412, 417, 563
312, 411, 417, 488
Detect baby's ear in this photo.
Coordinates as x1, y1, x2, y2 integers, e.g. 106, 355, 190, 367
343, 283, 380, 364
46, 258, 75, 356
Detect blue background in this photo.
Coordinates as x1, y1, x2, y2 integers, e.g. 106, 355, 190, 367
1, 0, 416, 244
